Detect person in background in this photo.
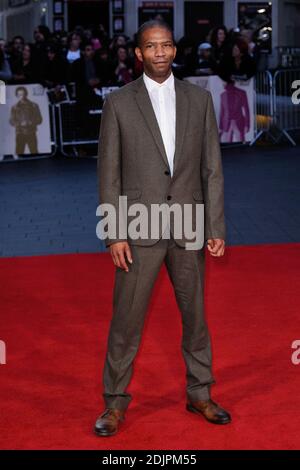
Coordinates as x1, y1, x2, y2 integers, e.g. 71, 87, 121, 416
91, 37, 102, 51
33, 25, 50, 51
0, 38, 5, 53
83, 28, 93, 42
92, 23, 109, 50
113, 46, 133, 86
66, 32, 82, 64
32, 25, 50, 74
109, 34, 127, 57
0, 46, 12, 82
7, 36, 23, 77
195, 43, 217, 76
71, 41, 101, 102
217, 38, 257, 82
172, 36, 197, 79
69, 40, 102, 156
209, 25, 230, 67
43, 44, 69, 90
10, 43, 40, 84
240, 28, 262, 67
95, 47, 115, 86
9, 35, 24, 59
131, 33, 144, 78
59, 32, 69, 58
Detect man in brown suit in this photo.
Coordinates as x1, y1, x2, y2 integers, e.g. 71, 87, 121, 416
95, 20, 231, 436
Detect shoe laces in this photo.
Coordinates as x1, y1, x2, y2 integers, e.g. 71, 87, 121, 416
100, 408, 124, 419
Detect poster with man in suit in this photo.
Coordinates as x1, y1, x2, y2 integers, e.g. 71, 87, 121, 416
0, 84, 51, 161
9, 86, 43, 154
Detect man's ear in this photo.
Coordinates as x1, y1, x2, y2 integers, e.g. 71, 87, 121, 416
135, 46, 143, 62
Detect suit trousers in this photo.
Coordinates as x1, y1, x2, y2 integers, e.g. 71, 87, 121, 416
102, 233, 215, 411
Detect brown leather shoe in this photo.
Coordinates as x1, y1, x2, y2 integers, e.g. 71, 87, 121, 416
94, 408, 125, 436
186, 399, 231, 425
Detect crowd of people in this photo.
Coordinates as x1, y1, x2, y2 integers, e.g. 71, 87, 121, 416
0, 23, 258, 102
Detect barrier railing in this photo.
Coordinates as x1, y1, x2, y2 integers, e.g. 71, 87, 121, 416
57, 75, 299, 154
56, 100, 102, 157
2, 73, 299, 163
251, 70, 275, 145
252, 68, 300, 146
49, 103, 58, 156
273, 68, 300, 146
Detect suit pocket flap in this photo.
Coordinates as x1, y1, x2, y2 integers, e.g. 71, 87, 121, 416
122, 189, 142, 200
193, 191, 204, 201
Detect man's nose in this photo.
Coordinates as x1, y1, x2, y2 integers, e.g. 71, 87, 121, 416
154, 46, 165, 56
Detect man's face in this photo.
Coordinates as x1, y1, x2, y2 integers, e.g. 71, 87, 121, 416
71, 37, 80, 49
217, 29, 226, 43
48, 50, 55, 61
135, 26, 176, 79
116, 35, 126, 47
61, 36, 68, 46
17, 90, 26, 100
232, 45, 241, 58
202, 49, 211, 59
34, 29, 44, 43
23, 45, 31, 61
117, 47, 127, 62
13, 38, 23, 51
84, 45, 94, 59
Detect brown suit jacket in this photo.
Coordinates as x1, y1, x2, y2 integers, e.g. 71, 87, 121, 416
97, 74, 225, 248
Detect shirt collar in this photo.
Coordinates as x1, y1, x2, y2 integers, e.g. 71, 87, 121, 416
143, 71, 175, 93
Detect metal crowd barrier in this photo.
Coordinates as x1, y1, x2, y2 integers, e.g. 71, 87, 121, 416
252, 68, 300, 146
251, 70, 274, 145
56, 100, 102, 157
3, 74, 299, 163
55, 87, 119, 157
273, 68, 300, 146
49, 103, 58, 156
57, 75, 300, 154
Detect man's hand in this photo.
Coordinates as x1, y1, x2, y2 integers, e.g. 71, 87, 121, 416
110, 241, 133, 272
207, 238, 225, 257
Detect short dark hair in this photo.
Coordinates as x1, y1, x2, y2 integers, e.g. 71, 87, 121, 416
234, 38, 249, 55
15, 86, 28, 97
83, 40, 93, 50
12, 35, 25, 44
136, 20, 175, 48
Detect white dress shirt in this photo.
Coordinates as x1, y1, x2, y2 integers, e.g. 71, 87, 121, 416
143, 71, 176, 177
66, 49, 81, 63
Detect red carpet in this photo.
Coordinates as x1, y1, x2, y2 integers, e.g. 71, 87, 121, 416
0, 243, 300, 450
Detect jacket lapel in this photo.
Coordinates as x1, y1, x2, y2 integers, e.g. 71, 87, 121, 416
134, 75, 189, 176
173, 77, 188, 176
134, 76, 169, 169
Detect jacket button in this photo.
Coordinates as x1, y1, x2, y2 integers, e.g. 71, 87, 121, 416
167, 195, 172, 200
164, 170, 170, 175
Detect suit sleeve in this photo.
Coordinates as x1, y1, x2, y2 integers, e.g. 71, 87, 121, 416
97, 93, 126, 247
201, 91, 226, 242
9, 105, 17, 127
33, 103, 43, 126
